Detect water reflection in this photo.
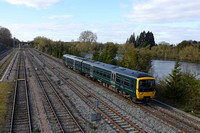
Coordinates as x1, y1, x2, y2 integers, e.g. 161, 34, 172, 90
149, 60, 200, 80
84, 53, 200, 80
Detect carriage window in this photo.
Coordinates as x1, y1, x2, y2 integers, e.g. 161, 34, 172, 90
107, 73, 110, 79
116, 76, 120, 83
100, 71, 102, 76
103, 72, 106, 77
124, 79, 129, 86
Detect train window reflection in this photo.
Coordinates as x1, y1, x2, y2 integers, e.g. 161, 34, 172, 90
139, 80, 155, 89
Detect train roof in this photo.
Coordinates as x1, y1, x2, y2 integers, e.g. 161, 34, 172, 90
63, 54, 84, 62
63, 54, 153, 78
83, 59, 153, 78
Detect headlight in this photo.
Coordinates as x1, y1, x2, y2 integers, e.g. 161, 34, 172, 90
140, 92, 143, 95
151, 92, 154, 94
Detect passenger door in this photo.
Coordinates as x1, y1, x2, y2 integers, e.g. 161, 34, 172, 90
131, 79, 136, 95
111, 72, 116, 86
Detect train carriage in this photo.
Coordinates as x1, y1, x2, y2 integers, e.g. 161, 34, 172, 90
63, 54, 83, 71
74, 57, 83, 71
115, 72, 137, 98
82, 60, 93, 76
92, 62, 112, 85
63, 54, 156, 102
63, 54, 75, 68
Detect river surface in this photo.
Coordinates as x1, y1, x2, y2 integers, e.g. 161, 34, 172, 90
84, 54, 200, 79
149, 60, 200, 80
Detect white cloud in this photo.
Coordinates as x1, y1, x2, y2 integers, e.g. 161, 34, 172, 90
120, 4, 129, 9
2, 0, 60, 8
136, 23, 200, 44
7, 21, 200, 44
123, 0, 200, 23
47, 15, 73, 19
7, 22, 136, 43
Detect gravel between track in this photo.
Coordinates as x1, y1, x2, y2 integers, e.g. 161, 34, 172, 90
25, 51, 52, 132
31, 49, 183, 133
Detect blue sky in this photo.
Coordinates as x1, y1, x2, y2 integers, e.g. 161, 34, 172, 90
0, 0, 200, 44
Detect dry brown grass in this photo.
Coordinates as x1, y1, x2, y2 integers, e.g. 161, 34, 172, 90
0, 82, 14, 130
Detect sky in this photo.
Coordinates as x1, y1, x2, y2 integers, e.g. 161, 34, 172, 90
0, 0, 200, 44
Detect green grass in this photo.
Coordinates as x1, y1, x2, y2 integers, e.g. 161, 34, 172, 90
0, 82, 14, 130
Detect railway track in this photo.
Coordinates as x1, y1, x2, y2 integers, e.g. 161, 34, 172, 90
0, 48, 13, 61
86, 74, 200, 133
27, 50, 84, 133
31, 48, 200, 133
149, 100, 200, 132
30, 49, 145, 133
10, 49, 32, 133
0, 49, 16, 79
85, 74, 200, 133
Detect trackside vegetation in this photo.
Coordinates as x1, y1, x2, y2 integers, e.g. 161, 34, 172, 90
0, 82, 14, 130
156, 61, 200, 117
151, 41, 200, 62
32, 31, 200, 116
33, 31, 155, 73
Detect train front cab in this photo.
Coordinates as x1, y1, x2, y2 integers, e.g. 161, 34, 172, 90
136, 77, 156, 102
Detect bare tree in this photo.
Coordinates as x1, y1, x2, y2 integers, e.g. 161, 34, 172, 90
78, 30, 97, 43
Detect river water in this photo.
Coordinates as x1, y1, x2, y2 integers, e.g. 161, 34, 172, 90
149, 60, 200, 80
84, 54, 200, 80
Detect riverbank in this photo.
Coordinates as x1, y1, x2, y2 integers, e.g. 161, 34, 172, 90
155, 96, 200, 118
155, 68, 200, 118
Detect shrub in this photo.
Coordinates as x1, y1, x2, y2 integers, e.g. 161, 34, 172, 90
156, 61, 200, 114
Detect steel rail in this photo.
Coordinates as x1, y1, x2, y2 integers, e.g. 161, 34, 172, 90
81, 74, 191, 133
27, 52, 64, 133
60, 74, 144, 133
41, 70, 85, 133
10, 50, 32, 133
149, 101, 200, 132
27, 51, 84, 133
32, 48, 199, 133
31, 49, 144, 133
0, 48, 13, 61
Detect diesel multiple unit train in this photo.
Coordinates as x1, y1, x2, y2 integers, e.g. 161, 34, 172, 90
63, 54, 156, 102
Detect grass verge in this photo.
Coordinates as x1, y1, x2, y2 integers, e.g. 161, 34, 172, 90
0, 82, 14, 130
